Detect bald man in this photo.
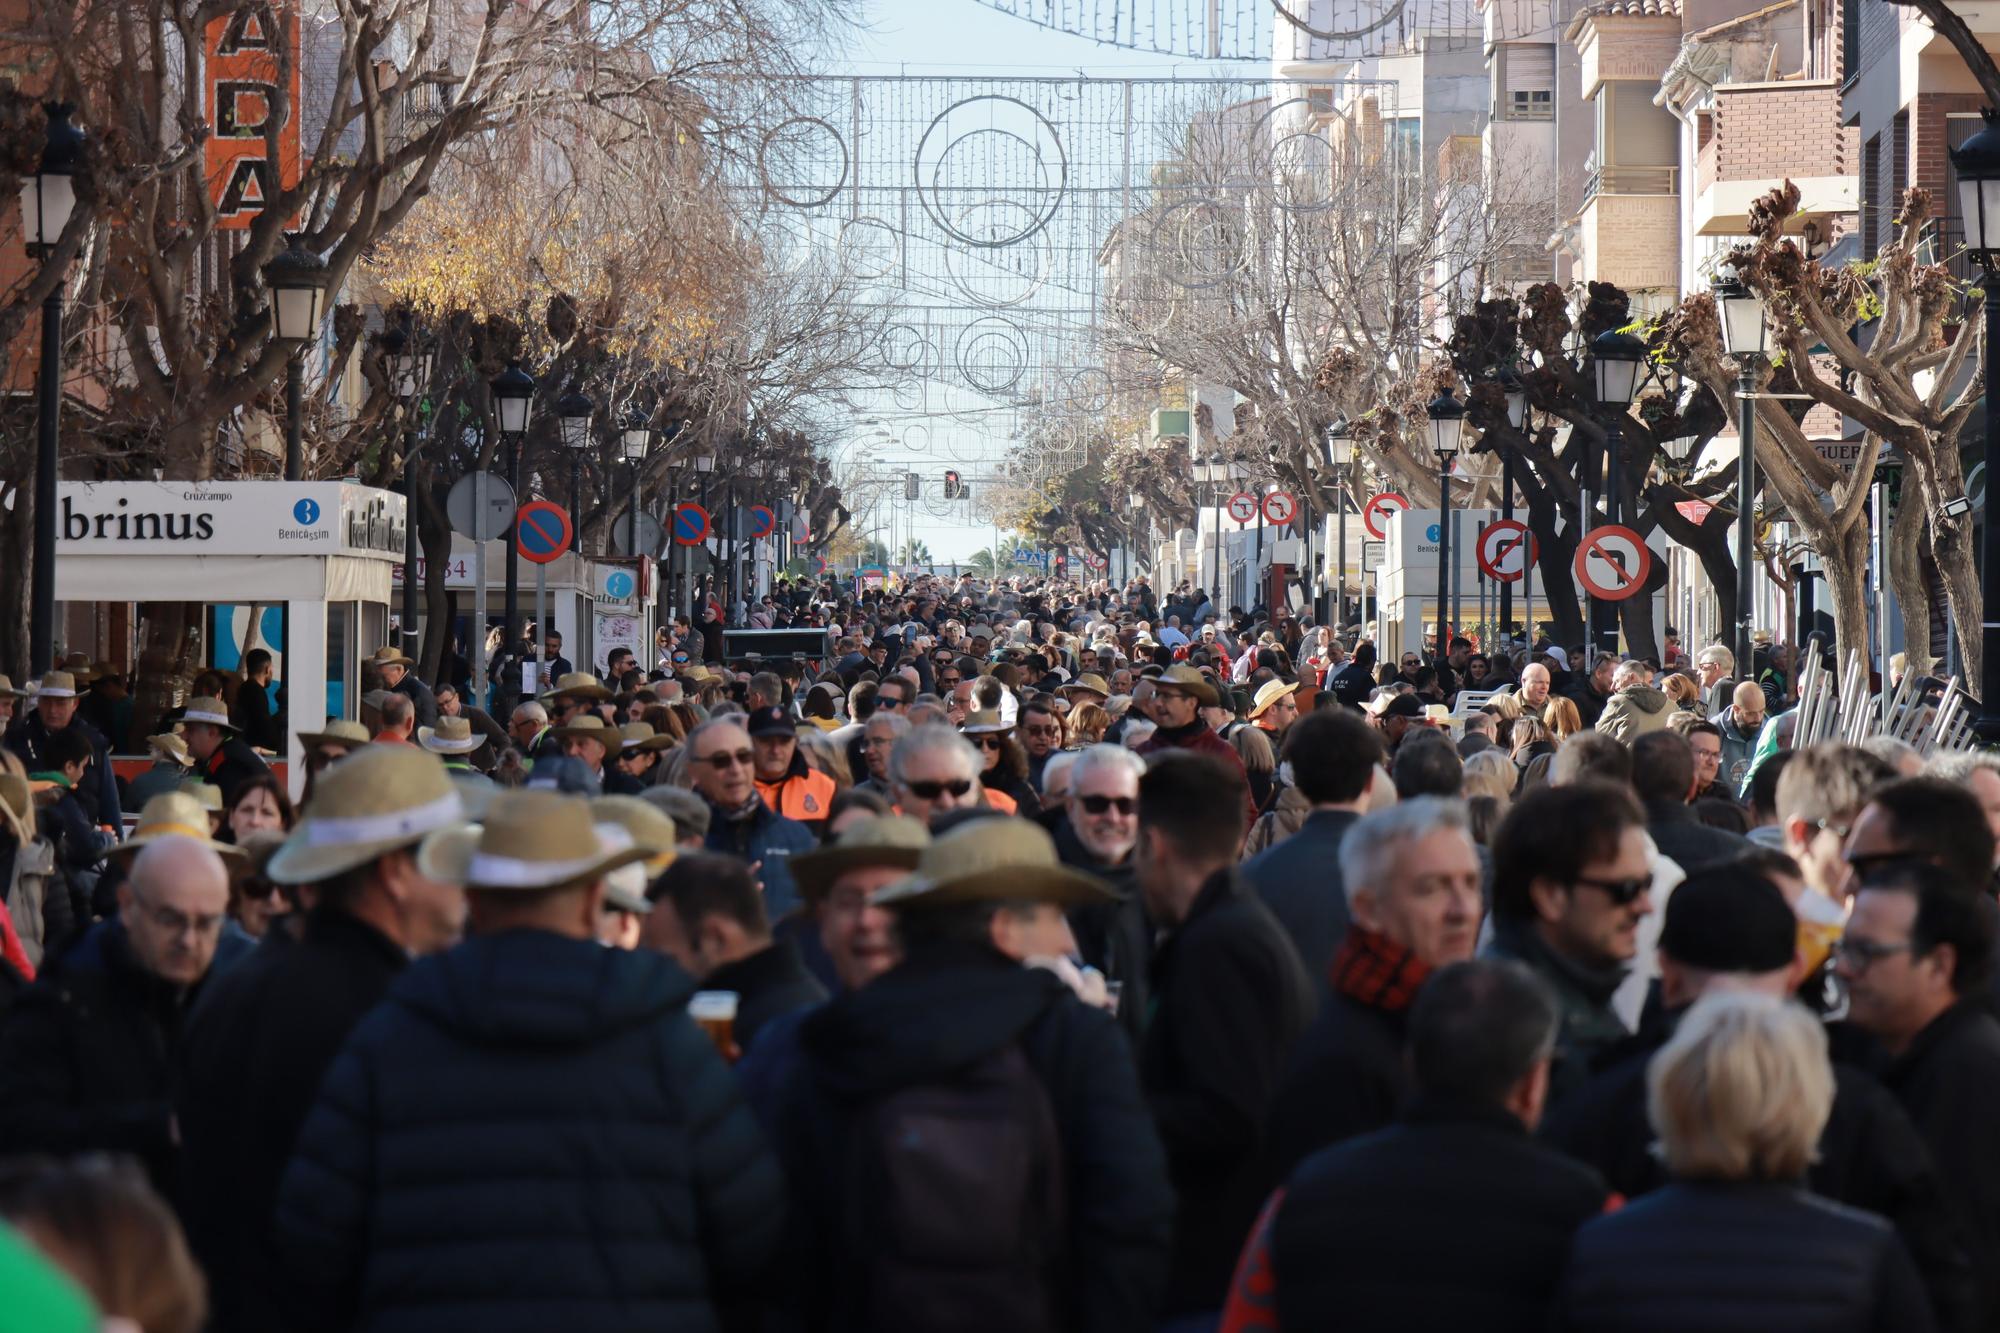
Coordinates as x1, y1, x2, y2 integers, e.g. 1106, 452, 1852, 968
0, 835, 239, 1188
1518, 662, 1552, 712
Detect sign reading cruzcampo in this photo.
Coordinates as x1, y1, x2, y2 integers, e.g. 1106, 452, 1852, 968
57, 481, 406, 559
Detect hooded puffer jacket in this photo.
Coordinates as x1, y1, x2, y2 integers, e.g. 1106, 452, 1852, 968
1593, 685, 1673, 744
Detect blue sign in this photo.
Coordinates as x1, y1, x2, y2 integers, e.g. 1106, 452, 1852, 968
1426, 523, 1441, 542
604, 570, 635, 600
514, 501, 573, 564
293, 497, 321, 525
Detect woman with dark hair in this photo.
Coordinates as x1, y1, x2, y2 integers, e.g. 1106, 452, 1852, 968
223, 774, 293, 845
960, 711, 1040, 817
641, 704, 687, 747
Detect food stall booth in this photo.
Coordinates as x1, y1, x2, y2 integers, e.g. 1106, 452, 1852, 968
52, 479, 407, 802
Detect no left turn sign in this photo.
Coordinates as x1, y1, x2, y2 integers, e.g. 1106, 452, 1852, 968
1226, 491, 1259, 524
1362, 491, 1410, 541
1261, 490, 1297, 525
1476, 520, 1537, 583
1573, 524, 1652, 601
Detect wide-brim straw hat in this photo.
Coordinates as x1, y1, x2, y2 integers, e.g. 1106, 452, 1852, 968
418, 717, 486, 755
872, 817, 1113, 911
266, 746, 465, 885
1153, 664, 1220, 707
30, 670, 78, 700
960, 709, 1013, 736
0, 774, 35, 843
1062, 672, 1111, 700
368, 646, 416, 671
180, 696, 237, 733
541, 671, 612, 702
550, 714, 617, 746
179, 781, 225, 813
417, 790, 649, 891
110, 791, 244, 862
298, 719, 372, 751
792, 814, 930, 902
1248, 679, 1301, 719
618, 722, 675, 752
590, 794, 678, 876
0, 674, 27, 699
147, 733, 192, 766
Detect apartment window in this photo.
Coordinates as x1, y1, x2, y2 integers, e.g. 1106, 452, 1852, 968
1307, 85, 1335, 114
1390, 117, 1422, 172
1496, 44, 1556, 122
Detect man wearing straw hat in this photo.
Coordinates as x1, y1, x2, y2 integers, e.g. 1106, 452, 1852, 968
276, 789, 783, 1329
770, 817, 1173, 1331
4, 670, 122, 835
0, 672, 27, 730
125, 729, 194, 810
176, 745, 470, 1333
367, 645, 437, 729
181, 693, 270, 805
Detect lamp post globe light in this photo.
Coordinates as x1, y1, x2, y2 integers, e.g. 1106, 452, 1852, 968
1427, 389, 1465, 666
556, 388, 594, 530
263, 235, 332, 483
1951, 113, 2000, 738
22, 102, 85, 677
1711, 268, 1768, 685
1587, 328, 1647, 655
1322, 418, 1353, 622
490, 360, 536, 666
621, 410, 651, 565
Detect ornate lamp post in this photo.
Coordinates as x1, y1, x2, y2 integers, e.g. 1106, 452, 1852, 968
263, 235, 332, 482
20, 102, 83, 674
1428, 389, 1466, 666
490, 360, 536, 659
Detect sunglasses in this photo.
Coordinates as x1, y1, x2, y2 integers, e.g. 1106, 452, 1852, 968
1572, 873, 1653, 906
242, 877, 280, 901
697, 749, 755, 770
878, 697, 906, 709
1832, 936, 1918, 970
973, 736, 1006, 751
1076, 794, 1136, 816
1847, 850, 1921, 880
905, 778, 974, 800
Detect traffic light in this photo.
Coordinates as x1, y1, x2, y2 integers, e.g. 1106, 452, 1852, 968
943, 469, 962, 499
904, 471, 919, 501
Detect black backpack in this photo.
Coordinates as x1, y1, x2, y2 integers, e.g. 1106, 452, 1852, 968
837, 1039, 1068, 1332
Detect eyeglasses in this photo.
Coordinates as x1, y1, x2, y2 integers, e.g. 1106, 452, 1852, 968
1076, 793, 1137, 816
939, 674, 961, 686
972, 735, 1007, 751
697, 749, 755, 770
904, 778, 974, 800
1571, 873, 1653, 906
1691, 747, 1722, 764
1833, 936, 1918, 970
132, 896, 226, 938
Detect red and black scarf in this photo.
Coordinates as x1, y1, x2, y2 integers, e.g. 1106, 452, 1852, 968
1329, 926, 1434, 1014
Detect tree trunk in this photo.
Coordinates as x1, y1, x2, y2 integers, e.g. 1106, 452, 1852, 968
1888, 489, 1937, 677
1933, 521, 1984, 696
1820, 523, 1873, 678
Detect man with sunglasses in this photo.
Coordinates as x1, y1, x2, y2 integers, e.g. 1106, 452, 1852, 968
1844, 777, 1997, 906
690, 718, 815, 921
1482, 781, 1653, 1100
888, 725, 983, 827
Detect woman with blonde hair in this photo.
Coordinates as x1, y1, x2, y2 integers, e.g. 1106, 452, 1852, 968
1553, 993, 1929, 1330
1067, 700, 1111, 747
1662, 672, 1703, 713
1461, 748, 1517, 805
1543, 695, 1583, 740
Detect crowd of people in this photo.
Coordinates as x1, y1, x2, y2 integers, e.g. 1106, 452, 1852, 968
0, 568, 1995, 1333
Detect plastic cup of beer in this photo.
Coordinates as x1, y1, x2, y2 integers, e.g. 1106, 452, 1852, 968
689, 991, 740, 1062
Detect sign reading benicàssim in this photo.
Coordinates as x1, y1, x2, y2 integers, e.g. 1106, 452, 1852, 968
203, 2, 303, 230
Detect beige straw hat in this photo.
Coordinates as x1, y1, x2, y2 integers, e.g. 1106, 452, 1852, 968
368, 645, 415, 671
31, 671, 77, 700
618, 722, 676, 752
0, 674, 27, 699
418, 717, 486, 755
265, 746, 465, 885
550, 714, 617, 746
0, 773, 35, 843
416, 790, 649, 891
147, 733, 192, 766
1247, 679, 1301, 719
1061, 672, 1110, 700
541, 671, 612, 702
590, 795, 679, 876
1153, 664, 1220, 707
179, 781, 225, 813
871, 817, 1113, 911
791, 814, 930, 902
180, 696, 237, 732
959, 709, 1013, 736
298, 719, 372, 751
111, 791, 244, 861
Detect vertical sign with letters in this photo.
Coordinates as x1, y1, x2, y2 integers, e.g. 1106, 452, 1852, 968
204, 3, 303, 229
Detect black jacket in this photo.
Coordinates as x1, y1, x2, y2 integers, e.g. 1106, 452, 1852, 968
5, 710, 120, 829
1483, 917, 1629, 1100
1554, 1181, 1935, 1333
0, 918, 241, 1188
1141, 870, 1316, 1316
275, 928, 783, 1333
1239, 808, 1361, 986
199, 737, 271, 806
1566, 680, 1612, 729
176, 909, 409, 1333
1263, 988, 1407, 1186
1325, 662, 1375, 710
1274, 1101, 1609, 1332
1053, 815, 1150, 1048
1882, 1001, 2000, 1332
231, 679, 284, 753
1644, 799, 1752, 873
703, 938, 827, 1053
774, 942, 1174, 1332
1545, 1023, 1978, 1333
392, 673, 439, 729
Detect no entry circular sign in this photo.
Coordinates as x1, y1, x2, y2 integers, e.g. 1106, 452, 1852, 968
1226, 491, 1259, 524
514, 502, 572, 564
1362, 491, 1410, 541
1573, 524, 1652, 601
672, 502, 711, 546
1476, 520, 1537, 583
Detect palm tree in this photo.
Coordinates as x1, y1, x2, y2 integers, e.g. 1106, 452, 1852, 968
968, 547, 998, 577
898, 538, 933, 567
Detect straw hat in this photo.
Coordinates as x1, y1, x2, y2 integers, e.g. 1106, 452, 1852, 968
30, 671, 77, 700
0, 773, 35, 843
541, 671, 612, 702
417, 790, 649, 891
871, 817, 1113, 911
298, 719, 372, 751
0, 674, 27, 699
791, 814, 930, 902
180, 696, 237, 732
550, 714, 617, 746
179, 781, 225, 813
1061, 672, 1110, 700
590, 795, 678, 875
265, 746, 465, 885
147, 733, 192, 766
111, 791, 243, 861
418, 717, 486, 755
368, 646, 415, 671
1153, 664, 1220, 707
960, 709, 1013, 736
596, 822, 655, 916
618, 722, 675, 753
1247, 679, 1301, 719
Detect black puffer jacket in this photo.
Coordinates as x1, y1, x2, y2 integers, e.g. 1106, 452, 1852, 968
275, 928, 783, 1333
1554, 1181, 1935, 1333
774, 941, 1173, 1333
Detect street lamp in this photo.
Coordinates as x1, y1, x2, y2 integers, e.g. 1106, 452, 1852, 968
21, 101, 83, 677
490, 359, 536, 666
1588, 328, 1646, 656
1324, 418, 1352, 627
1954, 117, 2000, 735
621, 409, 651, 564
556, 387, 594, 534
1713, 268, 1768, 684
1492, 369, 1528, 647
263, 234, 332, 482
1428, 389, 1465, 666
381, 327, 423, 657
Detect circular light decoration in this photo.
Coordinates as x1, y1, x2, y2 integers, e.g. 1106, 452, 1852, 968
880, 323, 933, 373
956, 316, 1029, 394
1067, 369, 1115, 414
836, 215, 903, 281
903, 424, 934, 454
914, 96, 1069, 250
759, 117, 849, 209
1151, 197, 1247, 290
942, 199, 1053, 307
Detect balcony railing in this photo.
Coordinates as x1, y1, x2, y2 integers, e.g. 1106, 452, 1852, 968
1583, 164, 1680, 201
